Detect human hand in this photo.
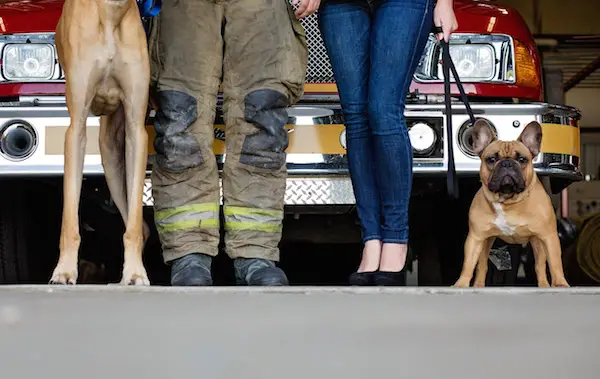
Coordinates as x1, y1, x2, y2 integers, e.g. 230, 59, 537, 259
292, 0, 321, 19
433, 0, 458, 42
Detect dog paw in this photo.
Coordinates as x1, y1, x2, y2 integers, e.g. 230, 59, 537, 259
49, 264, 78, 285
473, 282, 486, 288
537, 281, 551, 288
121, 266, 150, 286
452, 278, 471, 288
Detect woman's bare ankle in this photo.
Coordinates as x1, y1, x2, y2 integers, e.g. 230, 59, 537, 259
357, 239, 382, 273
379, 243, 408, 272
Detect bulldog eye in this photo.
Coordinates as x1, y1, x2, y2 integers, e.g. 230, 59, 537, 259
517, 156, 528, 164
485, 156, 497, 164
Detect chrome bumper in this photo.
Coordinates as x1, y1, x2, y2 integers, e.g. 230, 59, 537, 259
0, 98, 582, 206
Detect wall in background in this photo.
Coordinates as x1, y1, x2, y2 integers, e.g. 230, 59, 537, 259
566, 88, 600, 128
494, 0, 600, 35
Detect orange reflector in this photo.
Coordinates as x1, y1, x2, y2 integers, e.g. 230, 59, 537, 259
514, 39, 541, 88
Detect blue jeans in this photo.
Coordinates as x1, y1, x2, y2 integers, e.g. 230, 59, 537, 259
318, 0, 433, 244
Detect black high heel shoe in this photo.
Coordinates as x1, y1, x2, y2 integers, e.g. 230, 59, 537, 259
373, 270, 407, 286
348, 271, 376, 286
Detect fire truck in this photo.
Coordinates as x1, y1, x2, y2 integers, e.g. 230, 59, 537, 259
0, 0, 582, 285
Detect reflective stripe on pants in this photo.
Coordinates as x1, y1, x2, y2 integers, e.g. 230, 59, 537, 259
223, 206, 283, 234
155, 203, 220, 233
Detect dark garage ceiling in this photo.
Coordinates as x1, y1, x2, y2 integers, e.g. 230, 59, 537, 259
538, 34, 600, 91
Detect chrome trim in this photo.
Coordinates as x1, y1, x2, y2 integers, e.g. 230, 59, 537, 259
142, 177, 358, 206
140, 153, 582, 206
0, 99, 581, 124
0, 100, 581, 183
16, 98, 582, 120
0, 34, 56, 42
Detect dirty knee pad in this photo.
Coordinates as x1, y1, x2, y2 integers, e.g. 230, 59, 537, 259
154, 90, 204, 172
233, 258, 289, 286
240, 89, 290, 170
171, 253, 213, 286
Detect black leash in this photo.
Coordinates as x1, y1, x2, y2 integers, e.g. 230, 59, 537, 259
433, 26, 477, 199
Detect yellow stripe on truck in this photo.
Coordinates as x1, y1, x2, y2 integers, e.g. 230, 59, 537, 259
303, 83, 339, 93
145, 124, 347, 156
45, 120, 579, 160
213, 83, 339, 94
540, 123, 580, 158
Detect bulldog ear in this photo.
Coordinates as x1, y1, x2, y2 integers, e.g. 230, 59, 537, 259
518, 121, 542, 157
471, 119, 496, 156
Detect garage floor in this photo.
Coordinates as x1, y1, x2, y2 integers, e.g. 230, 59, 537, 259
0, 286, 598, 379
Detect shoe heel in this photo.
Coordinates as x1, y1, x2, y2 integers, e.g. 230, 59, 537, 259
349, 271, 375, 286
373, 270, 407, 286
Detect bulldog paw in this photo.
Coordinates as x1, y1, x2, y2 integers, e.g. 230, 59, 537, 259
49, 263, 78, 285
473, 281, 486, 288
121, 265, 150, 286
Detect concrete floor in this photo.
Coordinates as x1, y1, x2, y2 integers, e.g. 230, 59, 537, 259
0, 286, 599, 379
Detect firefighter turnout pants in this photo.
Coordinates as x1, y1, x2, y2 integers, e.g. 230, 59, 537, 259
147, 0, 307, 263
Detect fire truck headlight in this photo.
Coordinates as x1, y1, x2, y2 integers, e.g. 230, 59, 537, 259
2, 44, 54, 80
414, 34, 514, 83
439, 44, 495, 81
408, 122, 436, 155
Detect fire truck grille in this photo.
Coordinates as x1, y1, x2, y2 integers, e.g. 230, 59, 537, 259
299, 14, 335, 84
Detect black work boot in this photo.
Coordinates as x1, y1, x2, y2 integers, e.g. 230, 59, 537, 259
170, 253, 213, 286
233, 258, 289, 286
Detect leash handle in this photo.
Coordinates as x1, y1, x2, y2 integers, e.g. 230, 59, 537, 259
433, 26, 477, 199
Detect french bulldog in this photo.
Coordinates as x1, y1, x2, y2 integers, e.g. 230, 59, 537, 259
453, 119, 570, 288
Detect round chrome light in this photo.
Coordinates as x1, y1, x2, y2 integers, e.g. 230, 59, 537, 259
408, 122, 436, 154
0, 120, 38, 161
457, 118, 496, 158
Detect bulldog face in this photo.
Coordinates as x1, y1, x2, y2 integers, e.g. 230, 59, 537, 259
471, 119, 542, 198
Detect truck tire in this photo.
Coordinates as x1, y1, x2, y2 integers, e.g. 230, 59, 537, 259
0, 183, 30, 283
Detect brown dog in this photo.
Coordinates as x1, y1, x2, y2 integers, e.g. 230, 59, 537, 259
50, 0, 151, 285
453, 120, 569, 288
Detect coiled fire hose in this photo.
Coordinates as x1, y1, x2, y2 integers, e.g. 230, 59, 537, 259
575, 212, 600, 283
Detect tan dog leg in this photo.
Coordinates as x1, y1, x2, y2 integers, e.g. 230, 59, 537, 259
116, 59, 150, 286
454, 232, 487, 288
530, 238, 550, 287
99, 106, 150, 285
50, 73, 92, 285
473, 237, 495, 288
537, 234, 569, 287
